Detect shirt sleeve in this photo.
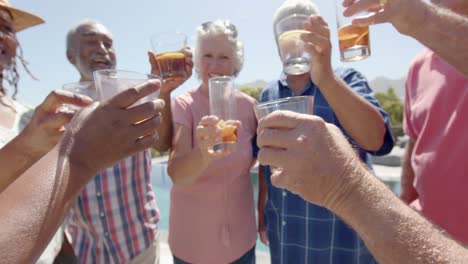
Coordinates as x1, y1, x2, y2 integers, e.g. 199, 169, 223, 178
172, 96, 193, 129
338, 67, 395, 156
403, 66, 418, 140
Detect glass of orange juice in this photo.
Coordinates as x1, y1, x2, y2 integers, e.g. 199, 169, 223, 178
151, 32, 187, 83
335, 0, 371, 62
209, 76, 238, 154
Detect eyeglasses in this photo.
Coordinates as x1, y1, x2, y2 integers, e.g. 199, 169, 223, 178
201, 20, 238, 38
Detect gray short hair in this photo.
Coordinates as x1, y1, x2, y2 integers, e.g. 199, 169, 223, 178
66, 19, 111, 52
193, 20, 244, 76
273, 0, 320, 29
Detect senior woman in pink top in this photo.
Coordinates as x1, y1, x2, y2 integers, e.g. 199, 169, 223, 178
168, 20, 258, 263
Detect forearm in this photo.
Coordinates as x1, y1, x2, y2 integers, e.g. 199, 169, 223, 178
332, 169, 467, 263
0, 134, 47, 193
318, 75, 386, 151
0, 146, 87, 263
400, 139, 417, 203
408, 2, 468, 76
167, 147, 212, 185
153, 93, 173, 152
258, 166, 268, 213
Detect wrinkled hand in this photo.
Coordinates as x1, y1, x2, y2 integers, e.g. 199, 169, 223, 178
19, 90, 93, 158
148, 47, 193, 96
300, 15, 334, 86
256, 110, 365, 209
342, 0, 426, 36
195, 116, 240, 161
62, 80, 164, 179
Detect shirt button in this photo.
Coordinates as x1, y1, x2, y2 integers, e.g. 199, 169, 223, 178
100, 212, 105, 218
282, 191, 287, 197
96, 192, 102, 197
104, 232, 109, 237
282, 221, 286, 226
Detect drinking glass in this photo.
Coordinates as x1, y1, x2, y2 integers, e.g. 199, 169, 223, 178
150, 32, 187, 83
61, 81, 97, 110
255, 96, 314, 172
275, 14, 311, 75
335, 0, 371, 62
209, 76, 237, 154
93, 69, 161, 106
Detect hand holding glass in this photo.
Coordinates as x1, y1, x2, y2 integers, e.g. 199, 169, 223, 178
151, 32, 187, 83
94, 69, 160, 106
255, 96, 314, 172
275, 14, 311, 75
335, 0, 371, 62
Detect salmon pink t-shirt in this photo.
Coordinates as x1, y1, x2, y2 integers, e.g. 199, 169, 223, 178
404, 49, 468, 243
169, 87, 258, 263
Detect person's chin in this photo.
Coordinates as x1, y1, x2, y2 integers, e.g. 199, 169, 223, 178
91, 63, 115, 72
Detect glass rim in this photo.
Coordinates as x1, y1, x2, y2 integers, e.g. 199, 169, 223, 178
150, 32, 187, 51
208, 75, 235, 83
276, 13, 310, 26
256, 96, 313, 110
62, 81, 94, 88
93, 69, 161, 81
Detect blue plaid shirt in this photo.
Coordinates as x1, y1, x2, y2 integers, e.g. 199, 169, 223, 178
258, 67, 394, 264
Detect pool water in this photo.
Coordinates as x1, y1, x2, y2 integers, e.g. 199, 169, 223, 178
150, 160, 270, 252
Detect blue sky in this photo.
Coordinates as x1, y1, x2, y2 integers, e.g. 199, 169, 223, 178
13, 0, 424, 106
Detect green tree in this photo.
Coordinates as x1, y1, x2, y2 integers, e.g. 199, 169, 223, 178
239, 85, 263, 101
375, 87, 404, 138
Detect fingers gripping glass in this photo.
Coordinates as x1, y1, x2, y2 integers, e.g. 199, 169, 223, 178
255, 96, 314, 172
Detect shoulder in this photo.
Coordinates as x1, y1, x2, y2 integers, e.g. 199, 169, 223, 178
334, 67, 372, 93
410, 49, 432, 68
406, 49, 433, 86
237, 91, 258, 105
173, 89, 198, 108
334, 67, 368, 82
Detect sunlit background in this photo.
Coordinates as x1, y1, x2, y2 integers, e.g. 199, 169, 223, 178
14, 0, 424, 106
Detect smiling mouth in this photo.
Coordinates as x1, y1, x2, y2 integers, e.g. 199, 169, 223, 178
92, 59, 111, 69
208, 73, 223, 78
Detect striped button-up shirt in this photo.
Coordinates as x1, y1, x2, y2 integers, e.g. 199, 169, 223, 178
65, 150, 160, 264
258, 68, 394, 264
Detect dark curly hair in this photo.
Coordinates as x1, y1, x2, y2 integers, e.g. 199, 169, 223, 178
0, 42, 38, 99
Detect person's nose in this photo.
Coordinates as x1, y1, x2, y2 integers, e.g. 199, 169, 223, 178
95, 41, 108, 54
207, 58, 218, 72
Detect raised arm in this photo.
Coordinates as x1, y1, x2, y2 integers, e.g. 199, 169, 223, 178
301, 15, 387, 152
256, 110, 468, 263
0, 90, 92, 193
0, 81, 163, 263
148, 48, 193, 151
167, 117, 238, 185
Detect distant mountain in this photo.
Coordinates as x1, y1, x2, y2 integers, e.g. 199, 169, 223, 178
239, 80, 269, 89
239, 77, 406, 99
369, 77, 406, 99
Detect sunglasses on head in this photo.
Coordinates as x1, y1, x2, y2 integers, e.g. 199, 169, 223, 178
201, 20, 238, 38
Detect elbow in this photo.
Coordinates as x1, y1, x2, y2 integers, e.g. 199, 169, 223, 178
362, 121, 387, 152
167, 163, 193, 186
